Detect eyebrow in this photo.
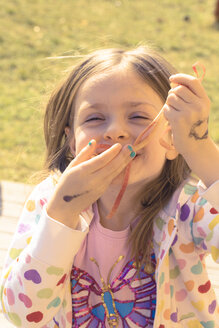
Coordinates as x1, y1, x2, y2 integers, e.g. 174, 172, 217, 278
123, 101, 158, 109
79, 101, 158, 112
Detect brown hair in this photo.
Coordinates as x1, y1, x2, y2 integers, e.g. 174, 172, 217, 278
43, 46, 191, 269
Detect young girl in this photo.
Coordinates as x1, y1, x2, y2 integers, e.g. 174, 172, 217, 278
1, 47, 219, 328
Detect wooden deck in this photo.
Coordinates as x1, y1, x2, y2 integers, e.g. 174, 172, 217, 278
0, 181, 34, 327
0, 180, 219, 327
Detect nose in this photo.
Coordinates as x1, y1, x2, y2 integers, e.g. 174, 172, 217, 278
103, 121, 129, 142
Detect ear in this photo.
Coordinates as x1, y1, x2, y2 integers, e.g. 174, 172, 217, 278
159, 123, 178, 160
166, 147, 178, 160
159, 136, 178, 160
64, 126, 75, 155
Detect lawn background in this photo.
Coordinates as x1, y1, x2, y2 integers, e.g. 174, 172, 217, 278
0, 0, 219, 183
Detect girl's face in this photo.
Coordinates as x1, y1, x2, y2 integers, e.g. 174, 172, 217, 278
69, 67, 174, 185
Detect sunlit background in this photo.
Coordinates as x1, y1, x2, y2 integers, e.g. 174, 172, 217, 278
0, 0, 219, 182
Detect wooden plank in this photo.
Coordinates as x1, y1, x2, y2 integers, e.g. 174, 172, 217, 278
0, 182, 32, 327
0, 249, 7, 269
0, 181, 33, 219
0, 217, 19, 234
0, 231, 14, 250
0, 201, 24, 219
0, 180, 33, 204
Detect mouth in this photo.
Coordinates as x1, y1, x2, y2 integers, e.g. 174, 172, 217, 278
95, 144, 143, 157
94, 144, 112, 156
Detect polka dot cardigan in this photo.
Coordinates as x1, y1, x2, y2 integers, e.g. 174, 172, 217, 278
0, 174, 219, 327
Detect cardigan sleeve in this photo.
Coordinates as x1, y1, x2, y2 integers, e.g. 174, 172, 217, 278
181, 180, 219, 263
0, 176, 90, 327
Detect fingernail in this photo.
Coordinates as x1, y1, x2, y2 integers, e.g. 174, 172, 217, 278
88, 139, 95, 146
127, 145, 136, 158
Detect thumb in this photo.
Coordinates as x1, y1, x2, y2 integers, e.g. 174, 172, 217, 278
66, 139, 97, 170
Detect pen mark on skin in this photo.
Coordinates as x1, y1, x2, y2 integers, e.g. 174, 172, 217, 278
189, 118, 209, 140
63, 190, 89, 202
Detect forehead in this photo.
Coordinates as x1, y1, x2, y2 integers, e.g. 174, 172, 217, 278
74, 66, 164, 110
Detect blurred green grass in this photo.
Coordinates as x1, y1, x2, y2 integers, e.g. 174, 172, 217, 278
0, 0, 219, 182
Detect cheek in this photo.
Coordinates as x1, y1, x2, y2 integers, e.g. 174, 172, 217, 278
75, 139, 88, 155
146, 136, 166, 163
74, 130, 93, 155
151, 126, 169, 156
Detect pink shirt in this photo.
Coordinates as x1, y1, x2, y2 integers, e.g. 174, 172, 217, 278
71, 202, 156, 327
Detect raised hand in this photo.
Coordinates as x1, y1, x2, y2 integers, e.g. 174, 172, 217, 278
163, 73, 211, 156
46, 140, 135, 228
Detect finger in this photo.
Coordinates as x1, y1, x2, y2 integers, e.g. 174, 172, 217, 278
168, 84, 197, 104
100, 144, 136, 182
166, 92, 190, 111
66, 139, 97, 170
78, 143, 123, 173
169, 73, 205, 98
163, 104, 180, 123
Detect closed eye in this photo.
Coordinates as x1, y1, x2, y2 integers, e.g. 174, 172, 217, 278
130, 115, 149, 119
85, 117, 104, 122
